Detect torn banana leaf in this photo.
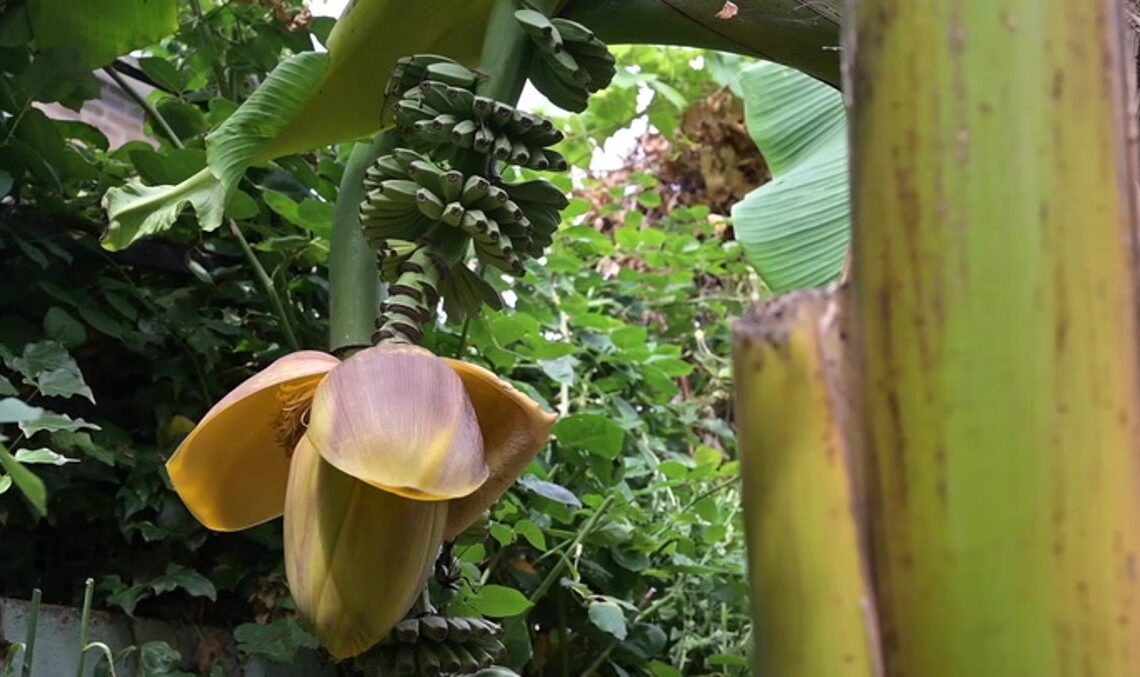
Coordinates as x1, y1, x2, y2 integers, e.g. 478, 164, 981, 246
731, 61, 849, 293
101, 0, 496, 251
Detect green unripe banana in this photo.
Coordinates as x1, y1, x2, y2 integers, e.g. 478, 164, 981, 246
550, 17, 595, 43
415, 188, 445, 220
441, 202, 466, 228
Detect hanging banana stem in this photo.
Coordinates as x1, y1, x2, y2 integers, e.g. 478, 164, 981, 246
374, 247, 445, 345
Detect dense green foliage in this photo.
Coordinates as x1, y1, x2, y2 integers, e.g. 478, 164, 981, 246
1, 2, 758, 673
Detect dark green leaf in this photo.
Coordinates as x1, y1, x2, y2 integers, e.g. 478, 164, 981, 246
28, 0, 178, 69
151, 564, 216, 601
43, 307, 86, 349
9, 340, 93, 401
0, 398, 43, 424
138, 57, 185, 93
13, 447, 77, 465
555, 413, 625, 459
234, 619, 319, 664
468, 585, 533, 617
517, 476, 582, 508
588, 601, 628, 640
538, 355, 579, 386
19, 410, 99, 436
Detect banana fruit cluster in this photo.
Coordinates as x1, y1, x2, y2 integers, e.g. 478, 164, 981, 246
353, 614, 507, 676
515, 9, 616, 113
396, 81, 568, 171
360, 149, 570, 277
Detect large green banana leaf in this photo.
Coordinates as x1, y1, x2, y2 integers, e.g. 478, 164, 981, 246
731, 61, 849, 292
25, 0, 178, 70
101, 0, 494, 251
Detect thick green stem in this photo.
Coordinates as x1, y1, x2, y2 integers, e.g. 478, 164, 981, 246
475, 0, 553, 103
329, 133, 396, 355
848, 0, 1140, 673
559, 0, 841, 86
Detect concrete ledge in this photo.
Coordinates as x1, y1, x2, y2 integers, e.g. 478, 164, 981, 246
0, 597, 334, 676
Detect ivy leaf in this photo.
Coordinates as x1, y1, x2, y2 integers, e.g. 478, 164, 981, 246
234, 619, 319, 664
8, 340, 93, 402
517, 476, 582, 508
43, 307, 86, 349
588, 601, 628, 640
13, 448, 78, 465
538, 355, 579, 387
555, 413, 626, 459
732, 60, 850, 292
19, 411, 100, 436
0, 398, 43, 424
467, 585, 533, 618
514, 519, 547, 551
150, 564, 217, 601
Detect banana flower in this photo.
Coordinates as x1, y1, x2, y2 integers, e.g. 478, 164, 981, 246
165, 344, 555, 658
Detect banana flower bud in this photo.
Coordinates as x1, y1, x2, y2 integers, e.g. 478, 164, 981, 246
165, 345, 554, 658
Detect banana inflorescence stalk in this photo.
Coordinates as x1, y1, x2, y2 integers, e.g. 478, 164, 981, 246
342, 5, 613, 664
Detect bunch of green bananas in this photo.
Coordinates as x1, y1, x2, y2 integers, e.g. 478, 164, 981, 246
352, 614, 507, 676
360, 149, 569, 276
385, 54, 486, 99
395, 82, 568, 171
515, 9, 616, 112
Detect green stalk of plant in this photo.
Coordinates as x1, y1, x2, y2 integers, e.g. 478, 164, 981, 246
74, 577, 94, 677
21, 588, 40, 677
328, 134, 395, 354
846, 0, 1140, 673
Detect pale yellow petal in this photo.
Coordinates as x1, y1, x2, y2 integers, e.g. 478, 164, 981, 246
284, 436, 447, 659
307, 344, 488, 500
166, 351, 339, 531
442, 359, 557, 540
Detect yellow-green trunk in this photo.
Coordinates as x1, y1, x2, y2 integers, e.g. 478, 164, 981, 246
847, 0, 1140, 674
734, 290, 878, 677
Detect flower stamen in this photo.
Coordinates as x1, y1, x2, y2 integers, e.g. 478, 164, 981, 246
275, 381, 316, 455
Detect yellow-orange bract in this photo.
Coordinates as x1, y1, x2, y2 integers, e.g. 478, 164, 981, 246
166, 344, 555, 658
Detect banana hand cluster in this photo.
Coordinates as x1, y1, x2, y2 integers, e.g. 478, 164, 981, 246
396, 81, 568, 171
360, 149, 569, 277
354, 614, 507, 676
515, 10, 616, 113
385, 53, 485, 99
